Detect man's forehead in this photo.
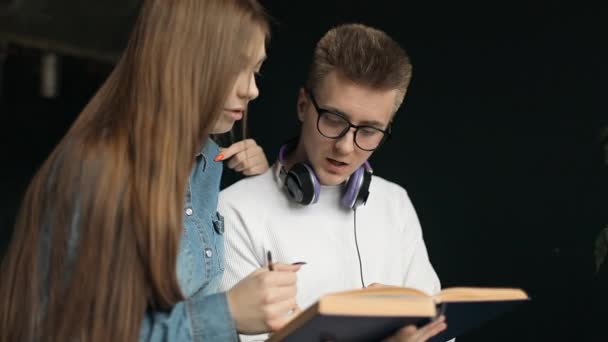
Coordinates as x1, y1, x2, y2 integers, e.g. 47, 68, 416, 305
316, 74, 396, 124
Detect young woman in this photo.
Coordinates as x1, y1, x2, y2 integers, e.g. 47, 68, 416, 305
0, 1, 299, 341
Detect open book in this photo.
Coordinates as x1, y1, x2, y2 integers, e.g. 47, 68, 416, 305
268, 286, 529, 342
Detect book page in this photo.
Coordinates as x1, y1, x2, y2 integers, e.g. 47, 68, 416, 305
436, 287, 529, 302
329, 286, 430, 298
320, 294, 436, 317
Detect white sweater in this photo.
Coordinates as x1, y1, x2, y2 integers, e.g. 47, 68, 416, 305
218, 165, 441, 340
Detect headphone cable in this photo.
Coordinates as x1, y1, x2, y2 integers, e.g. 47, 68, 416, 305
353, 207, 366, 288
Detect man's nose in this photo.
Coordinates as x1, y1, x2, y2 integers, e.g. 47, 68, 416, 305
334, 128, 356, 154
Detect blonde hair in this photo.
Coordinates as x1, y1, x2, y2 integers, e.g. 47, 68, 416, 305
306, 23, 412, 113
0, 1, 269, 341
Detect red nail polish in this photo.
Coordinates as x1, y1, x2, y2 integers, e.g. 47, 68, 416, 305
214, 153, 224, 162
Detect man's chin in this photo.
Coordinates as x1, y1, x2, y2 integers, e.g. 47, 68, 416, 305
317, 171, 347, 186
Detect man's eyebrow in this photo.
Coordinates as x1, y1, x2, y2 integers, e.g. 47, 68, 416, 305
358, 119, 386, 127
320, 104, 386, 127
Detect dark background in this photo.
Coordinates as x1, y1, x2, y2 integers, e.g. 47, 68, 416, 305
1, 1, 607, 341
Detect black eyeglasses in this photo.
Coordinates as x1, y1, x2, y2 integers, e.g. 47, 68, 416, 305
307, 89, 391, 151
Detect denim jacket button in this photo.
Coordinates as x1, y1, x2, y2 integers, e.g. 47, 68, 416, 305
204, 248, 213, 258
185, 208, 193, 216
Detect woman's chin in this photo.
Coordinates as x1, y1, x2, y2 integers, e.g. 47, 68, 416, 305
210, 120, 235, 135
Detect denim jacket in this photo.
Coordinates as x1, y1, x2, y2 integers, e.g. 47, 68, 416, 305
139, 138, 239, 342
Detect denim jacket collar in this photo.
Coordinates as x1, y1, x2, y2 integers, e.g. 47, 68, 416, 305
195, 138, 220, 172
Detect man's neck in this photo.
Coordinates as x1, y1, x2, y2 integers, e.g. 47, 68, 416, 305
282, 139, 308, 171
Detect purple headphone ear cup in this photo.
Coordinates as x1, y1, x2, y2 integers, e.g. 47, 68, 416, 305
356, 169, 372, 208
342, 166, 364, 209
302, 163, 321, 203
342, 165, 372, 209
286, 163, 320, 205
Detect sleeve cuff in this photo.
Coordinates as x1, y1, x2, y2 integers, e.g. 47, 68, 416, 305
186, 291, 239, 342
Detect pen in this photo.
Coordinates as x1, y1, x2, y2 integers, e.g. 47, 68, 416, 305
267, 250, 274, 271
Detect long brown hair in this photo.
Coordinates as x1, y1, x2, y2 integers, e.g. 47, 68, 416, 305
0, 0, 269, 341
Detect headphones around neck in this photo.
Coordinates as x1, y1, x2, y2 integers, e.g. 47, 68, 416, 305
276, 141, 373, 210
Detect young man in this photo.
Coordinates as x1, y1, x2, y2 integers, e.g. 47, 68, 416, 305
218, 24, 446, 341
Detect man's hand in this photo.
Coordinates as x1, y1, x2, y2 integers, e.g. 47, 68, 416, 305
215, 139, 269, 176
382, 316, 447, 342
226, 263, 302, 334
369, 283, 446, 341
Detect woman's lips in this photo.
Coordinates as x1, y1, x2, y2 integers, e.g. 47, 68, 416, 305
225, 109, 244, 120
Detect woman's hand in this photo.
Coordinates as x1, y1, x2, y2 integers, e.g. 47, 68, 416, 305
216, 139, 269, 176
226, 263, 302, 334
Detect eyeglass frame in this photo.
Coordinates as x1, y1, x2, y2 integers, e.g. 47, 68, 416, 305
305, 88, 392, 151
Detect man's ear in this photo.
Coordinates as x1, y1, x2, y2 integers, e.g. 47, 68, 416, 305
297, 88, 308, 123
